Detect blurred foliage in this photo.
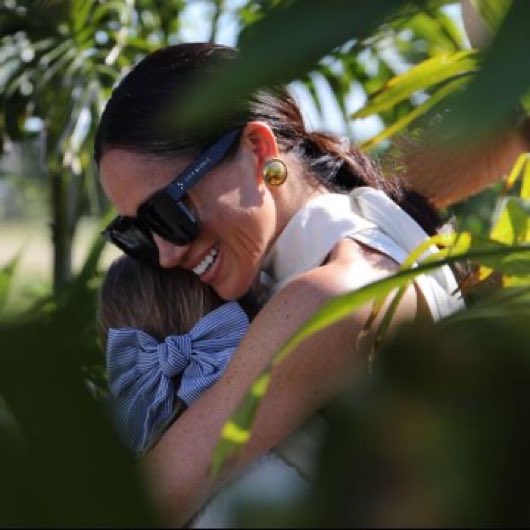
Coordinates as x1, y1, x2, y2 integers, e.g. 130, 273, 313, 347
230, 290, 530, 527
0, 285, 157, 526
0, 210, 157, 526
0, 252, 19, 314
299, 300, 530, 527
1, 0, 530, 527
198, 0, 530, 525
0, 0, 189, 292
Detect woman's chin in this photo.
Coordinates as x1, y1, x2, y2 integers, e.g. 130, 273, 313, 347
213, 275, 256, 302
214, 284, 247, 302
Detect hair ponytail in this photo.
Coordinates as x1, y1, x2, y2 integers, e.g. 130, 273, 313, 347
299, 130, 442, 236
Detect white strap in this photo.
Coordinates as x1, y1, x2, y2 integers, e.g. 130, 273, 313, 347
350, 187, 464, 319
265, 189, 464, 320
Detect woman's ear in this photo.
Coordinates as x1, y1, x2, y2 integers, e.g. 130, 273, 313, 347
241, 121, 279, 172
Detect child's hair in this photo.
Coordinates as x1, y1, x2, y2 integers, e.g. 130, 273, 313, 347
98, 256, 224, 441
97, 255, 223, 350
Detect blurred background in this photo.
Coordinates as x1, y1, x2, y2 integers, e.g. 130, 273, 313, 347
1, 0, 530, 527
0, 0, 472, 313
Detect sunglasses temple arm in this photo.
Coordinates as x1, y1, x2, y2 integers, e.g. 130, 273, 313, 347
167, 129, 241, 200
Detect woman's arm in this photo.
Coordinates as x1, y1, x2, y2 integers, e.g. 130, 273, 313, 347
396, 117, 530, 208
142, 240, 419, 526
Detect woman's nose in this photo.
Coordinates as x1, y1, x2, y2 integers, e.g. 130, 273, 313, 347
153, 234, 190, 268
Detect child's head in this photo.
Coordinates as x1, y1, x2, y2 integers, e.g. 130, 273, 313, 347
98, 256, 249, 454
98, 255, 222, 349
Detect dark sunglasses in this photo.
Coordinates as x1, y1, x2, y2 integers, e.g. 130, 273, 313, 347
102, 129, 241, 265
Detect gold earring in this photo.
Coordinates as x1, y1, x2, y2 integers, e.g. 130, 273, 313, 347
263, 158, 287, 186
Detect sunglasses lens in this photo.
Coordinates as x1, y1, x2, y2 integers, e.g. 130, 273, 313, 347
140, 193, 199, 245
104, 218, 159, 265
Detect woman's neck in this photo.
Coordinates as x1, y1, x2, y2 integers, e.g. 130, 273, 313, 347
274, 155, 330, 239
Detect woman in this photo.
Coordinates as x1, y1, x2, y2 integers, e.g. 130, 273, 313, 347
95, 43, 463, 525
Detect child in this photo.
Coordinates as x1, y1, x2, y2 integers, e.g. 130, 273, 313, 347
98, 256, 313, 528
97, 255, 250, 454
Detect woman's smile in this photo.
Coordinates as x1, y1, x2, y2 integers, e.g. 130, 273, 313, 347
192, 244, 219, 276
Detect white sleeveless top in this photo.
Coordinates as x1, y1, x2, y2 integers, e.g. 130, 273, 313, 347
267, 188, 464, 477
263, 188, 464, 319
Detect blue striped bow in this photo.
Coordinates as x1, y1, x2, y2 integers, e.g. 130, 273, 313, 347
106, 301, 249, 454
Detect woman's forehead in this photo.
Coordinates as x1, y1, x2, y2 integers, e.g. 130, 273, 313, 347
99, 148, 190, 215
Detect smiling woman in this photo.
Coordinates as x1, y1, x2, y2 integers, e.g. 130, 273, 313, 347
94, 42, 464, 525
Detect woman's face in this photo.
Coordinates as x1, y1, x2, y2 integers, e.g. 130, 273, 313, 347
99, 133, 279, 300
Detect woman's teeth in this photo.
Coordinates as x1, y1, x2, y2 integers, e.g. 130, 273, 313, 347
193, 246, 219, 276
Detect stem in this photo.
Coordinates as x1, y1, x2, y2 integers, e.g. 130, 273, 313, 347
208, 0, 224, 44
50, 168, 72, 293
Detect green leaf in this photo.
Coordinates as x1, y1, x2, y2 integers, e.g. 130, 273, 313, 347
436, 9, 469, 51
490, 198, 530, 245
212, 236, 530, 474
521, 155, 530, 200
359, 75, 470, 151
504, 152, 530, 192
211, 371, 271, 476
353, 50, 477, 119
521, 89, 530, 114
406, 12, 461, 54
171, 0, 417, 132
0, 313, 156, 526
441, 1, 530, 141
372, 232, 473, 352
372, 285, 406, 355
36, 36, 70, 71
0, 252, 20, 315
471, 0, 512, 33
72, 0, 96, 36
73, 208, 115, 289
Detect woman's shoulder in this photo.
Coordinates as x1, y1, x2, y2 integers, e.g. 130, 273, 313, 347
285, 237, 401, 295
270, 237, 421, 332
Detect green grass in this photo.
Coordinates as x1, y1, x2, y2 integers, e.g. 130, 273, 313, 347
0, 216, 120, 314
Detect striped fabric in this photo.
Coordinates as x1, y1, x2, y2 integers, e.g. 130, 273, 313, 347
106, 301, 249, 454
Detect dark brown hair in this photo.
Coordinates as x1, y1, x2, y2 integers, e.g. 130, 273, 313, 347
94, 42, 442, 236
97, 255, 222, 351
